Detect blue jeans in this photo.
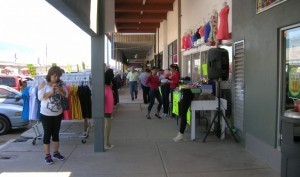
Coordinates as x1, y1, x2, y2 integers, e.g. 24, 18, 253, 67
129, 81, 138, 100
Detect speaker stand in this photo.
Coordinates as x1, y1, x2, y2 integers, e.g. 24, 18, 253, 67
203, 79, 239, 143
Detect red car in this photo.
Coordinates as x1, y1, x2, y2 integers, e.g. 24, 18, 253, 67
0, 75, 22, 91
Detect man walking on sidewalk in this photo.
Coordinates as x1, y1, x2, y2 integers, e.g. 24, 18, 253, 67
126, 66, 139, 101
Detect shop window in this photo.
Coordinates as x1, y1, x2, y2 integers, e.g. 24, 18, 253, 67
280, 25, 300, 113
278, 24, 300, 147
168, 40, 178, 66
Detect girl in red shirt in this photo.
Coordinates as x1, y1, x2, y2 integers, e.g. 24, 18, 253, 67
145, 67, 163, 119
169, 64, 180, 118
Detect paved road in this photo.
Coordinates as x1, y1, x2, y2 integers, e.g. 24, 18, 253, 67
0, 127, 30, 147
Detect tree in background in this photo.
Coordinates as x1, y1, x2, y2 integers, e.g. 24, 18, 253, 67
27, 64, 36, 77
82, 62, 86, 70
66, 64, 71, 73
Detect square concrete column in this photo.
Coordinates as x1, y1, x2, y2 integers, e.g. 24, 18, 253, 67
92, 0, 105, 152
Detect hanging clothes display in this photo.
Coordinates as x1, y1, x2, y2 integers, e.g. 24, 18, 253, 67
70, 85, 83, 120
181, 35, 187, 49
204, 22, 211, 43
185, 33, 192, 49
28, 86, 40, 121
77, 85, 92, 118
21, 86, 30, 121
217, 4, 230, 40
63, 85, 71, 120
208, 10, 218, 46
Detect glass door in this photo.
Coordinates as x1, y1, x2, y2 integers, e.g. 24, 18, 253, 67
278, 24, 300, 148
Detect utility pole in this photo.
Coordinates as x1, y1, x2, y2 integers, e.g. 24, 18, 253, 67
45, 44, 48, 72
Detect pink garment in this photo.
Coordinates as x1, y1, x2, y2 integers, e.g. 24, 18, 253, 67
105, 85, 114, 114
64, 85, 71, 119
217, 5, 230, 40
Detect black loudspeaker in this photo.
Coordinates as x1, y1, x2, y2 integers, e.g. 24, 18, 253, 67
207, 48, 229, 80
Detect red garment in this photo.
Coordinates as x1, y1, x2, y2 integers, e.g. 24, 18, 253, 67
146, 75, 160, 89
105, 85, 114, 114
199, 25, 205, 37
185, 34, 192, 49
170, 71, 180, 89
181, 35, 187, 49
217, 5, 230, 40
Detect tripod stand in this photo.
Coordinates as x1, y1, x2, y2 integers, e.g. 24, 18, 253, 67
202, 79, 239, 143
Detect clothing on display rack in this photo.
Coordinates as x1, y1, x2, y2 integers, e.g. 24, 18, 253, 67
21, 86, 30, 121
69, 85, 83, 120
28, 86, 41, 121
182, 35, 187, 49
204, 22, 211, 43
217, 4, 230, 40
77, 85, 92, 118
208, 10, 218, 46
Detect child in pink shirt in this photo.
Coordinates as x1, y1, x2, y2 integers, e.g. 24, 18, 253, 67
104, 68, 115, 150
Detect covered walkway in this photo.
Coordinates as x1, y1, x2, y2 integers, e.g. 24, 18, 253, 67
0, 87, 279, 177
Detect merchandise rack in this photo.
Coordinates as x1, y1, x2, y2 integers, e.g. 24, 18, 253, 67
27, 72, 92, 145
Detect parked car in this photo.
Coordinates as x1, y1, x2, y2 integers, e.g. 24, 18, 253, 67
0, 75, 22, 91
0, 85, 28, 135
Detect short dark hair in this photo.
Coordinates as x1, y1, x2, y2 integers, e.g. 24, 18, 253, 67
46, 66, 63, 82
170, 64, 179, 71
145, 69, 151, 73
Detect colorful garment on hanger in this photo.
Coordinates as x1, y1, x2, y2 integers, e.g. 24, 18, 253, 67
217, 5, 230, 40
208, 11, 218, 46
199, 25, 205, 37
195, 28, 201, 39
63, 85, 71, 120
191, 32, 198, 43
204, 22, 211, 43
28, 86, 39, 120
21, 86, 30, 121
185, 33, 192, 49
70, 85, 82, 120
77, 85, 92, 118
181, 35, 187, 49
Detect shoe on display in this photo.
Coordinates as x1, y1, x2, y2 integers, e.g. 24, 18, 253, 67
53, 152, 65, 161
173, 132, 184, 142
45, 154, 53, 165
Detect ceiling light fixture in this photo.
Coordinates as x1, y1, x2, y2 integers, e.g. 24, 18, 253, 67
142, 0, 146, 5
140, 11, 144, 15
138, 21, 141, 24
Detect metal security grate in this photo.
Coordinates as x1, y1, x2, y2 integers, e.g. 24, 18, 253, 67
233, 40, 245, 131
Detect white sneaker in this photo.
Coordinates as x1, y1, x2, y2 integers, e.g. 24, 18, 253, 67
173, 132, 184, 142
104, 144, 115, 150
159, 113, 166, 118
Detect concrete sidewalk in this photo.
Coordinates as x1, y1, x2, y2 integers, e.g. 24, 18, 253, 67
0, 87, 279, 177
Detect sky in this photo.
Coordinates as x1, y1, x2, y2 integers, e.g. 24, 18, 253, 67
0, 0, 91, 67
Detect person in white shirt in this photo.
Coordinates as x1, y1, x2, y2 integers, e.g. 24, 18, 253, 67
126, 66, 139, 101
38, 66, 68, 165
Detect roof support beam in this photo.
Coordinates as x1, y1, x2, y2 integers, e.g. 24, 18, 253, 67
117, 23, 160, 29
115, 3, 173, 12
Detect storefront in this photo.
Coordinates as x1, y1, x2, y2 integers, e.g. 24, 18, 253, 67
154, 0, 300, 173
